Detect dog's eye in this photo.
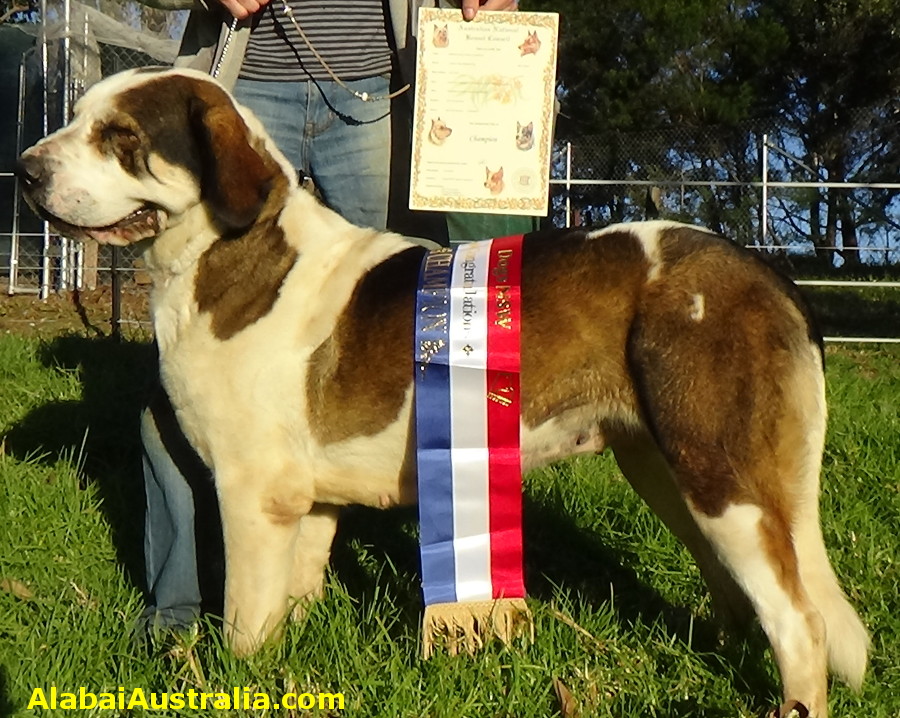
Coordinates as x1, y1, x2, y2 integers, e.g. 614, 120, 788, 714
101, 125, 144, 174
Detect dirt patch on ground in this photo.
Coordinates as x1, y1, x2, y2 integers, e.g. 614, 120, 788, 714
0, 287, 151, 339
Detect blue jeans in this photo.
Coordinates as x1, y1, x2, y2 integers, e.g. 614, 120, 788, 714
141, 389, 223, 630
233, 75, 392, 229
141, 75, 392, 630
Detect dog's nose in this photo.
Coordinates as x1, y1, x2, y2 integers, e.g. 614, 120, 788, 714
16, 153, 47, 191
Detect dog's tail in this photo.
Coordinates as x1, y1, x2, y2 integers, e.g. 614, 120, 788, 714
795, 515, 870, 690
792, 353, 870, 691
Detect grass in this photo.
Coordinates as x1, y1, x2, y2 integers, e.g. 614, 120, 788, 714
0, 333, 897, 717
797, 284, 900, 340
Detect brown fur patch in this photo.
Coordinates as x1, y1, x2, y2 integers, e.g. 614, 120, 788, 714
113, 75, 218, 183
190, 82, 281, 231
518, 228, 649, 428
306, 246, 426, 444
88, 114, 147, 177
190, 91, 295, 340
759, 510, 804, 603
195, 218, 297, 340
307, 228, 651, 444
628, 226, 818, 516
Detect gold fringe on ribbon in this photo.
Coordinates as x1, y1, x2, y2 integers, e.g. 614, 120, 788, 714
421, 598, 534, 659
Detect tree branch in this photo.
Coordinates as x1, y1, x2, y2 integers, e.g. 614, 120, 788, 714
0, 2, 30, 24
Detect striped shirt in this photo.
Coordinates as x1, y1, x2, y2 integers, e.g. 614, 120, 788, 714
240, 0, 394, 81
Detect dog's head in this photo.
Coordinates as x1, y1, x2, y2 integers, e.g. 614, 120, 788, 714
429, 117, 452, 145
18, 67, 288, 246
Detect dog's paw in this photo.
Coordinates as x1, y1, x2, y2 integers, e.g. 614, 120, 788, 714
768, 700, 810, 718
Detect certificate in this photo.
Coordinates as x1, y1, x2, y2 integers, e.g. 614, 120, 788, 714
409, 8, 559, 216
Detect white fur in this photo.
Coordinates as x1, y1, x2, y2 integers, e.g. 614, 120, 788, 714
689, 293, 705, 321
692, 504, 829, 716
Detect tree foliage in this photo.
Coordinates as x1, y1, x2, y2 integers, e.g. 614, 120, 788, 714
765, 0, 900, 264
524, 0, 790, 134
524, 0, 900, 267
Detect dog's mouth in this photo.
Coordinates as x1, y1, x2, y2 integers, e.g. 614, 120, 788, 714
33, 204, 164, 246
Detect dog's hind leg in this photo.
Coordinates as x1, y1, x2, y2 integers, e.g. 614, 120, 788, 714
611, 432, 754, 633
617, 430, 834, 715
677, 347, 867, 716
625, 286, 858, 715
289, 503, 340, 622
628, 373, 833, 714
690, 502, 829, 717
217, 474, 314, 656
775, 356, 870, 694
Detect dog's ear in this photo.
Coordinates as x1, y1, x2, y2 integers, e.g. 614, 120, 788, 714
190, 83, 277, 232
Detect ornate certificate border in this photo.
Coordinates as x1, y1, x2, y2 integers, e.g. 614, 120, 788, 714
409, 9, 559, 216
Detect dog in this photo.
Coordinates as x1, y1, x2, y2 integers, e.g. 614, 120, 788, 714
428, 117, 453, 146
18, 67, 868, 718
518, 30, 541, 57
484, 166, 505, 195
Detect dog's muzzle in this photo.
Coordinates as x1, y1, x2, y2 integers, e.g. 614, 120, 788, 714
16, 151, 51, 200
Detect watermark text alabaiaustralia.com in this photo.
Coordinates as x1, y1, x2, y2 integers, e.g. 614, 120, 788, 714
28, 686, 345, 711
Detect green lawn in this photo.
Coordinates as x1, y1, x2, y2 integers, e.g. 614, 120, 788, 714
0, 333, 897, 717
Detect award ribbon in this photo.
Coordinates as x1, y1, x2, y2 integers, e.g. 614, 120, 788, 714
414, 235, 532, 657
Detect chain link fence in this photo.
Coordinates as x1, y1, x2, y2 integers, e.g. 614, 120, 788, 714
4, 1, 898, 339
3, 0, 184, 328
550, 124, 900, 269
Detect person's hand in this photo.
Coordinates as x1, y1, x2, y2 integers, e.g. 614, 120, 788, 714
215, 0, 269, 20
461, 0, 519, 21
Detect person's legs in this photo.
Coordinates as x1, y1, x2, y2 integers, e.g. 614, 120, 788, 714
141, 389, 220, 631
233, 78, 309, 175
306, 76, 392, 229
141, 397, 201, 630
233, 76, 391, 230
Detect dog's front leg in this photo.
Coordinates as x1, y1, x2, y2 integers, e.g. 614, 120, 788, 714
217, 472, 313, 656
289, 503, 340, 622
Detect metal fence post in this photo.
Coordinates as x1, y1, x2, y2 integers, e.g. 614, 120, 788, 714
10, 60, 26, 294
111, 246, 121, 339
761, 133, 768, 248
565, 141, 572, 228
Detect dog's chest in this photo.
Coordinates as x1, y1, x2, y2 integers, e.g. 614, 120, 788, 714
153, 280, 320, 454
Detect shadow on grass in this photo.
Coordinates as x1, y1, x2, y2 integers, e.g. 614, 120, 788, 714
3, 335, 157, 593
4, 334, 775, 712
522, 491, 776, 708
332, 492, 776, 714
0, 665, 13, 718
800, 285, 900, 339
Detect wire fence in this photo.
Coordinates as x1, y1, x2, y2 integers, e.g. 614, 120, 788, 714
3, 0, 898, 342
551, 130, 900, 269
1, 0, 182, 329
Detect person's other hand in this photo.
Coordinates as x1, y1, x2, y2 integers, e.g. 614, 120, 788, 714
215, 0, 269, 20
461, 0, 519, 21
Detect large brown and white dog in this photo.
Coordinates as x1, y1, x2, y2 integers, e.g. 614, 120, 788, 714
19, 68, 868, 717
